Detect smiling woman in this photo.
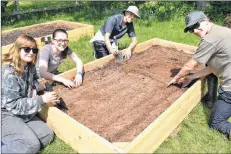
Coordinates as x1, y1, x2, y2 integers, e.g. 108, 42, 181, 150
38, 29, 84, 88
1, 34, 57, 153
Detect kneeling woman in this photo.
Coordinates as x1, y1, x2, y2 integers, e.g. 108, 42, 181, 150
38, 29, 84, 88
1, 35, 58, 153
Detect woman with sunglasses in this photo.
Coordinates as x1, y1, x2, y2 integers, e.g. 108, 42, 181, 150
38, 29, 83, 88
2, 34, 58, 153
168, 11, 231, 140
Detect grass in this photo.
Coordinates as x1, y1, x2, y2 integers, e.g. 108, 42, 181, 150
40, 136, 75, 153
155, 104, 231, 153
2, 3, 231, 153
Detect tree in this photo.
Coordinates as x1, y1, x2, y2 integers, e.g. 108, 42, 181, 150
1, 1, 8, 13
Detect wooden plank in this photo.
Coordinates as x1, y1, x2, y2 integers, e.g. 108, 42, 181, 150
124, 78, 207, 153
38, 106, 123, 153
112, 142, 130, 149
68, 25, 94, 40
2, 20, 68, 33
132, 38, 155, 53
152, 38, 197, 55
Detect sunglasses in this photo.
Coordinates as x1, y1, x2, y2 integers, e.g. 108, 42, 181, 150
21, 47, 39, 54
188, 22, 200, 33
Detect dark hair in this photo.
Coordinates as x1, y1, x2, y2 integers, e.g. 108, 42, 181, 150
52, 29, 69, 59
61, 47, 69, 59
52, 28, 68, 39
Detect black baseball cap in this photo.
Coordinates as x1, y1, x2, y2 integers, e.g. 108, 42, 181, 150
184, 11, 207, 33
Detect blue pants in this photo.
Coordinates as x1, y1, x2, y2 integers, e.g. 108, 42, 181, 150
1, 114, 54, 153
209, 87, 231, 138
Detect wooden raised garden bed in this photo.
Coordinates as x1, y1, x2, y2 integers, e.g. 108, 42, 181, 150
38, 38, 207, 153
2, 20, 94, 53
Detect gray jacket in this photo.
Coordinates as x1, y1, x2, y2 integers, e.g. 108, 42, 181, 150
1, 63, 44, 122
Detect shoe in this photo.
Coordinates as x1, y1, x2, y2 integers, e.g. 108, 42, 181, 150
201, 94, 215, 109
204, 101, 215, 109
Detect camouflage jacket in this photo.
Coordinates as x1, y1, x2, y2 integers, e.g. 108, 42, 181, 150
1, 63, 44, 122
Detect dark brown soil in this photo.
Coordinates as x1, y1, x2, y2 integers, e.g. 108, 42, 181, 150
2, 22, 83, 46
53, 45, 203, 142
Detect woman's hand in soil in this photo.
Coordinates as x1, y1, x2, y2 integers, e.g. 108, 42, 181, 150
42, 91, 59, 104
74, 74, 83, 87
62, 78, 76, 88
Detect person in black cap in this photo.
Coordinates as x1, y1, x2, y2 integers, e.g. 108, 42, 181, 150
168, 11, 231, 139
90, 6, 140, 59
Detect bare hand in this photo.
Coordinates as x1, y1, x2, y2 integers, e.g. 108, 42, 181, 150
168, 78, 179, 87
124, 48, 132, 60
62, 79, 76, 88
42, 92, 59, 104
74, 74, 83, 87
110, 48, 120, 55
179, 75, 194, 88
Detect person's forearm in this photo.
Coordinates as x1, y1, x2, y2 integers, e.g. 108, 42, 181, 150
74, 57, 83, 74
127, 38, 137, 50
191, 67, 213, 79
53, 75, 67, 83
40, 70, 65, 83
105, 33, 113, 53
69, 53, 84, 75
175, 59, 198, 80
40, 69, 54, 81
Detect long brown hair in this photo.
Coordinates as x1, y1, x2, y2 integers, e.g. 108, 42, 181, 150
2, 34, 38, 75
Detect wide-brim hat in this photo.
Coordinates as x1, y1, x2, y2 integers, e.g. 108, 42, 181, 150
184, 11, 207, 33
122, 6, 140, 18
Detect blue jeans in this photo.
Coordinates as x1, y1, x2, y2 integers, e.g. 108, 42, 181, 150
209, 87, 231, 138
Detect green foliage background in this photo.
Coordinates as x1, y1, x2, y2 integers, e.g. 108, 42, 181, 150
2, 1, 231, 27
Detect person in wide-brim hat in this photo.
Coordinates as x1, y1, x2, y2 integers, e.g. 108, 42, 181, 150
122, 5, 140, 18
89, 5, 140, 60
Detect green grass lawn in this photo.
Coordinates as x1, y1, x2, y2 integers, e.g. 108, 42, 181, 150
2, 3, 231, 153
